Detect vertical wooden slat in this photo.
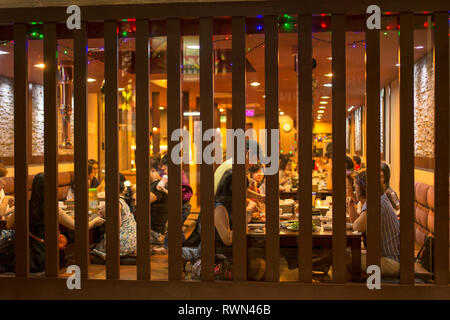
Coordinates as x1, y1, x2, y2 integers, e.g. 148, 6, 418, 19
399, 12, 415, 285
151, 92, 161, 155
264, 15, 279, 282
365, 29, 381, 270
433, 11, 449, 286
331, 13, 347, 283
199, 17, 215, 281
297, 14, 313, 283
167, 18, 183, 280
13, 23, 29, 277
231, 16, 247, 281
43, 22, 59, 278
104, 19, 120, 280
74, 21, 89, 278
135, 18, 151, 281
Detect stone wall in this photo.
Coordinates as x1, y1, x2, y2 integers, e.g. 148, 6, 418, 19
414, 53, 434, 158
0, 76, 74, 158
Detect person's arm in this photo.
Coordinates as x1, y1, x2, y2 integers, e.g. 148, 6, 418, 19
58, 208, 76, 230
6, 211, 15, 229
347, 197, 359, 222
0, 196, 13, 217
246, 188, 265, 201
214, 205, 232, 246
352, 210, 367, 232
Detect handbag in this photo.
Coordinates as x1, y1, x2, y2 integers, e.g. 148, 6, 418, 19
416, 235, 434, 274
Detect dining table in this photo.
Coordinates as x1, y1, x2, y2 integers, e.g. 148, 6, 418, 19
247, 224, 363, 282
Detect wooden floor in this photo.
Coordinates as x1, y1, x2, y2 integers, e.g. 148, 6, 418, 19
58, 254, 332, 282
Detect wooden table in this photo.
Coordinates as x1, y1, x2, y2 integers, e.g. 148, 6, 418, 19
247, 226, 362, 281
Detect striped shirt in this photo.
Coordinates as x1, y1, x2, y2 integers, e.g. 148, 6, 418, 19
362, 194, 400, 261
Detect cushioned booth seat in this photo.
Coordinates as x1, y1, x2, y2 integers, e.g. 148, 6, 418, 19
414, 181, 450, 277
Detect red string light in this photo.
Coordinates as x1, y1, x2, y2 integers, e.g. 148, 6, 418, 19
320, 22, 327, 29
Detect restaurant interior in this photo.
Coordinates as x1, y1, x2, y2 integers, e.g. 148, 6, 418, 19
0, 14, 444, 282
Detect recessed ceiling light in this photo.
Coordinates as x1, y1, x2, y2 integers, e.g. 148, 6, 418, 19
321, 96, 330, 99
319, 101, 328, 105
324, 73, 333, 77
0, 50, 10, 55
323, 83, 332, 87
34, 63, 45, 69
186, 45, 200, 49
219, 108, 224, 112
280, 111, 285, 115
118, 88, 125, 91
395, 63, 400, 67
318, 110, 325, 114
159, 106, 164, 110
183, 111, 200, 116
262, 95, 266, 98
319, 106, 326, 109
347, 106, 355, 111
87, 78, 96, 83
414, 46, 424, 49
250, 81, 261, 87
327, 57, 332, 60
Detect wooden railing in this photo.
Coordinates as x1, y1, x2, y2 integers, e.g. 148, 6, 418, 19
0, 0, 448, 299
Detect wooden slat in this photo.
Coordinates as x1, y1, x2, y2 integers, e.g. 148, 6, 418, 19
331, 13, 347, 283
433, 11, 449, 286
167, 18, 183, 281
231, 16, 247, 281
399, 13, 415, 285
297, 14, 313, 283
199, 17, 215, 281
135, 19, 151, 281
74, 21, 89, 278
264, 15, 279, 282
13, 23, 29, 277
365, 29, 381, 270
43, 22, 59, 278
104, 19, 120, 280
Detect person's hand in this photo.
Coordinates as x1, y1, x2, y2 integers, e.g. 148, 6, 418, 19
98, 205, 106, 218
346, 196, 356, 208
246, 199, 258, 213
89, 216, 105, 228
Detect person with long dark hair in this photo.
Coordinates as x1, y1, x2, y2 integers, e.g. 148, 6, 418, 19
347, 170, 400, 277
380, 162, 400, 211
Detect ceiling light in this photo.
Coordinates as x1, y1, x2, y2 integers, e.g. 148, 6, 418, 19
324, 73, 333, 77
323, 83, 332, 87
319, 106, 326, 109
317, 110, 325, 114
118, 88, 125, 91
186, 45, 200, 49
347, 106, 355, 111
87, 78, 96, 83
395, 63, 400, 67
321, 96, 330, 99
0, 50, 10, 55
219, 108, 224, 112
280, 111, 285, 115
327, 57, 332, 60
262, 95, 266, 98
183, 111, 200, 117
159, 106, 164, 110
319, 101, 328, 105
34, 63, 45, 69
414, 46, 424, 49
250, 81, 261, 87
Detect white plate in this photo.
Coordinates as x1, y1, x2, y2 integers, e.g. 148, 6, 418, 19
248, 223, 265, 229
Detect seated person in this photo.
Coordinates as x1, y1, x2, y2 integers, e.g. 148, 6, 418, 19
381, 163, 400, 212
347, 170, 400, 277
0, 177, 14, 219
279, 155, 293, 188
182, 169, 265, 281
0, 173, 104, 272
93, 173, 136, 258
88, 159, 105, 192
247, 164, 265, 195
